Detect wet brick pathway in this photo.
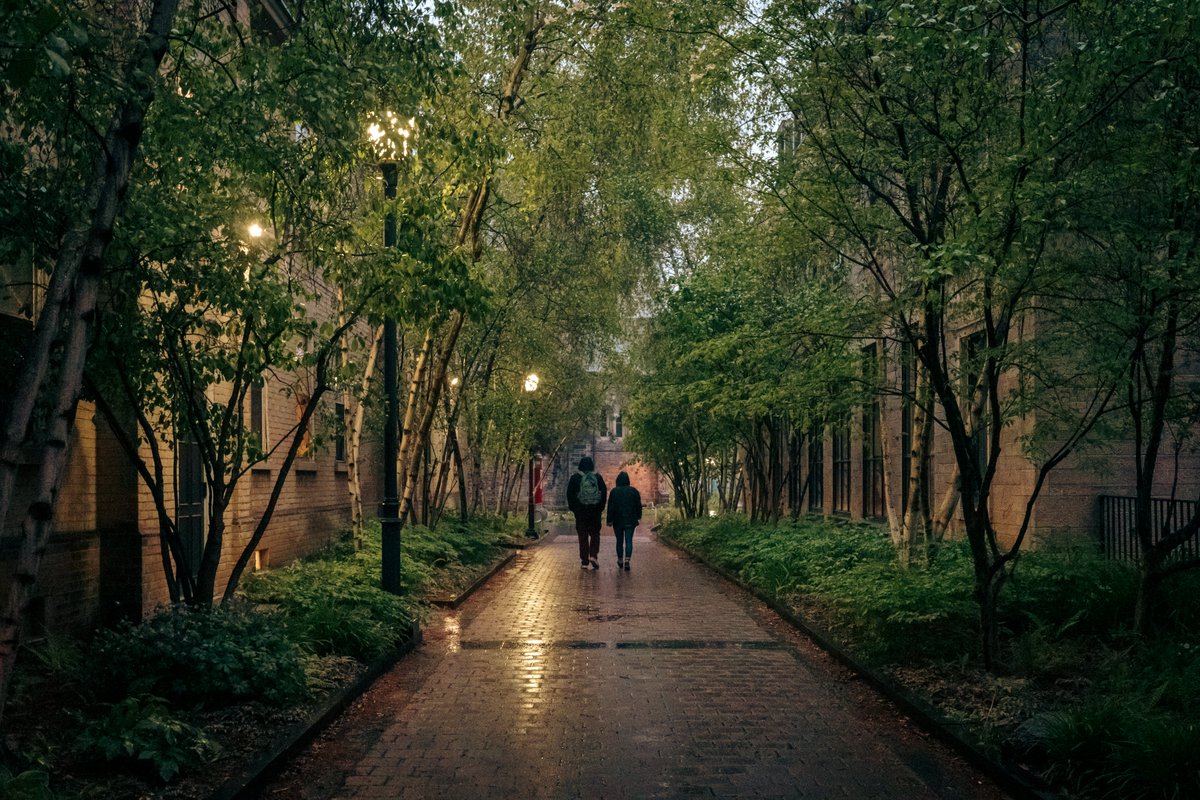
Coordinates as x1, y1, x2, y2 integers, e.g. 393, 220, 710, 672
334, 528, 1009, 799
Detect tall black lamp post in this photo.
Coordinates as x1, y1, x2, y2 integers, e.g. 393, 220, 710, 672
379, 160, 401, 594
523, 373, 539, 539
369, 114, 413, 595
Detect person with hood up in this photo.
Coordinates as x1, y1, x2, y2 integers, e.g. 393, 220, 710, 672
567, 456, 607, 569
606, 470, 642, 571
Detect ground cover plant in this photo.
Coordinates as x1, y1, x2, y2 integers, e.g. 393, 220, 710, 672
1, 516, 513, 799
662, 515, 1200, 800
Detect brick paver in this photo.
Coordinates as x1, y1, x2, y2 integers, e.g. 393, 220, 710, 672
335, 528, 1008, 799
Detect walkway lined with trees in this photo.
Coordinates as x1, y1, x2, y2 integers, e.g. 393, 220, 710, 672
3, 0, 1200, 797
317, 528, 1007, 799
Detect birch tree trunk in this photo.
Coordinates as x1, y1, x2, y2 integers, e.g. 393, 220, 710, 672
394, 9, 546, 535
0, 0, 181, 731
347, 325, 383, 547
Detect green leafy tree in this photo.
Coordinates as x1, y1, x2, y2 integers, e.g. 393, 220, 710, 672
0, 0, 183, 733
82, 0, 458, 606
736, 0, 1150, 668
1038, 1, 1200, 632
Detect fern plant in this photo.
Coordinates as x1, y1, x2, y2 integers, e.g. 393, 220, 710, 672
73, 695, 219, 782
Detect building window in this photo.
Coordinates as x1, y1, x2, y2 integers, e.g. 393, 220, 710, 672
963, 331, 989, 479
862, 344, 884, 520
862, 401, 884, 519
175, 436, 206, 580
0, 252, 42, 323
334, 401, 347, 462
832, 415, 851, 515
296, 395, 312, 458
808, 426, 824, 512
250, 380, 266, 446
614, 413, 623, 438
787, 429, 802, 512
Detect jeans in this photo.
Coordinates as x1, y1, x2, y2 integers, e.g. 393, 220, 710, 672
614, 525, 635, 561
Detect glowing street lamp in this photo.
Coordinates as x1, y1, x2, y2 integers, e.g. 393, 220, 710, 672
524, 373, 540, 539
370, 113, 417, 595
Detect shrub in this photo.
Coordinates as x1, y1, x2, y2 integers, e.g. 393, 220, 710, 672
243, 528, 419, 661
1002, 540, 1137, 637
1019, 697, 1200, 800
1159, 570, 1200, 634
89, 604, 307, 708
9, 633, 89, 708
811, 545, 979, 664
664, 515, 974, 662
73, 695, 219, 782
243, 517, 506, 661
0, 767, 56, 800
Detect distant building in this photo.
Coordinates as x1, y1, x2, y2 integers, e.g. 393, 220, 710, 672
543, 394, 668, 512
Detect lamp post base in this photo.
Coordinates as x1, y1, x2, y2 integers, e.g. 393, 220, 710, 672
525, 453, 538, 539
380, 512, 402, 594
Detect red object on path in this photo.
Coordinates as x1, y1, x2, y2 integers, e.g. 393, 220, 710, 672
533, 456, 544, 505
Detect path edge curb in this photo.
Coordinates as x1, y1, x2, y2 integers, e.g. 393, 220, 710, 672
658, 534, 1058, 800
207, 620, 422, 800
208, 542, 527, 800
430, 551, 517, 608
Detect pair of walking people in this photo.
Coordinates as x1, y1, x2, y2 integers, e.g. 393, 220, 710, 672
566, 456, 642, 570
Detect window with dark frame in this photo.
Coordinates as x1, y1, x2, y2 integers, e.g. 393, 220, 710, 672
808, 425, 824, 512
832, 414, 851, 515
963, 330, 989, 480
861, 344, 884, 520
334, 401, 347, 462
250, 381, 265, 445
787, 429, 803, 513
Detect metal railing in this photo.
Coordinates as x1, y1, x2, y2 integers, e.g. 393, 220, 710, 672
1099, 495, 1200, 561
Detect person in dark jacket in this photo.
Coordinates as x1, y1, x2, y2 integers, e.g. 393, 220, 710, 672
606, 470, 642, 571
567, 456, 607, 569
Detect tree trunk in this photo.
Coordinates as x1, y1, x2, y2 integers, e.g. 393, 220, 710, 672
223, 376, 329, 602
976, 564, 1006, 671
881, 351, 938, 568
347, 325, 383, 548
392, 10, 545, 534
0, 0, 182, 730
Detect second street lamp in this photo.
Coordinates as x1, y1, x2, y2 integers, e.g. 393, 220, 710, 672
524, 373, 539, 539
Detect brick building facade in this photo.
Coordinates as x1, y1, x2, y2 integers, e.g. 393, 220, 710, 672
790, 321, 1200, 549
0, 377, 381, 634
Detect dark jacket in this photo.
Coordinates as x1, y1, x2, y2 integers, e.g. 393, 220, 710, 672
567, 470, 607, 519
606, 471, 642, 529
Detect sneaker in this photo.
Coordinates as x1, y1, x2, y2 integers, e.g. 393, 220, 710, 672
581, 562, 589, 570
590, 558, 599, 570
623, 560, 630, 571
